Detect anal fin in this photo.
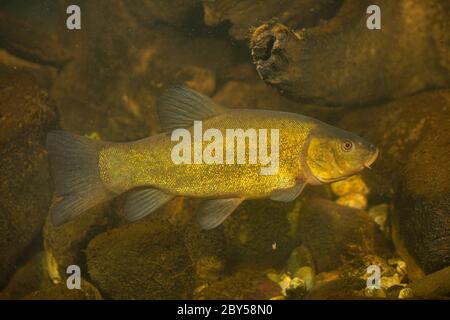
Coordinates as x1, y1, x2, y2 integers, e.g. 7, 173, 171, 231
124, 188, 174, 222
196, 198, 243, 230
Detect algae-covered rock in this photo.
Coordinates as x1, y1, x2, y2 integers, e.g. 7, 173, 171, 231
213, 78, 342, 123
222, 199, 301, 269
203, 0, 342, 41
86, 218, 195, 299
0, 252, 51, 299
368, 204, 389, 234
251, 0, 449, 106
339, 90, 450, 199
50, 1, 235, 141
340, 90, 450, 279
305, 276, 366, 300
24, 279, 102, 300
286, 245, 315, 276
331, 175, 370, 197
410, 266, 450, 298
125, 0, 202, 27
43, 203, 116, 282
198, 270, 281, 300
0, 0, 78, 66
307, 255, 408, 299
220, 186, 332, 269
298, 199, 391, 273
393, 108, 450, 275
0, 68, 58, 287
184, 222, 226, 282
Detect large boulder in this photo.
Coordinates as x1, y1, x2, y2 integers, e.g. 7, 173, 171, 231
198, 270, 281, 300
393, 109, 450, 275
298, 198, 392, 273
339, 90, 450, 279
86, 217, 196, 299
203, 0, 342, 41
250, 0, 449, 106
0, 1, 75, 66
0, 68, 58, 288
50, 1, 235, 141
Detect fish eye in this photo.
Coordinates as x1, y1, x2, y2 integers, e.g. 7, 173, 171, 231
341, 140, 353, 152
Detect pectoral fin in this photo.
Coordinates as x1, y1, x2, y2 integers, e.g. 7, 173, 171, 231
270, 182, 306, 202
124, 188, 174, 221
196, 198, 243, 230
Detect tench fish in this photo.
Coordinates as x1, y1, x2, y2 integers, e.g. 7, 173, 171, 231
47, 86, 378, 229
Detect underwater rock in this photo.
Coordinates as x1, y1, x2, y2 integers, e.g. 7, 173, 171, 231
43, 203, 116, 282
219, 186, 332, 270
410, 266, 450, 298
50, 1, 235, 141
125, 0, 202, 27
286, 245, 315, 276
358, 255, 407, 291
203, 0, 342, 41
340, 89, 450, 278
184, 221, 226, 282
335, 193, 368, 210
0, 49, 58, 90
176, 66, 217, 96
197, 270, 281, 300
363, 286, 387, 298
331, 175, 369, 209
392, 112, 450, 276
24, 279, 102, 300
0, 0, 78, 66
368, 204, 389, 234
308, 254, 408, 299
0, 68, 58, 288
398, 287, 414, 299
250, 0, 450, 106
305, 276, 365, 300
339, 90, 450, 199
269, 267, 315, 299
331, 175, 370, 197
213, 78, 342, 123
0, 252, 51, 299
86, 218, 196, 299
222, 199, 302, 270
297, 199, 391, 273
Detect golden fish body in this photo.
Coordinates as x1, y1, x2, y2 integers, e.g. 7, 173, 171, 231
99, 109, 318, 199
47, 86, 378, 228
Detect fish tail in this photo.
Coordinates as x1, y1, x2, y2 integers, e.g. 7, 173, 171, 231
46, 130, 111, 226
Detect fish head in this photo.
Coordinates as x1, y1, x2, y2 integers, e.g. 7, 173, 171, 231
305, 127, 378, 184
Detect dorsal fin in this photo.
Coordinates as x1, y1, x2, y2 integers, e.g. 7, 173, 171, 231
157, 86, 226, 132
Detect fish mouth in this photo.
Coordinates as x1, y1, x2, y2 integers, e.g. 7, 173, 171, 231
364, 148, 379, 170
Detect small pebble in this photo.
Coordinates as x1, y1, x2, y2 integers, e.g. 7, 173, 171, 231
364, 286, 387, 298
331, 175, 370, 197
295, 266, 315, 290
398, 287, 414, 299
368, 204, 389, 232
336, 193, 367, 209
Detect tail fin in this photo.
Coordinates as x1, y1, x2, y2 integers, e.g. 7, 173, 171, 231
46, 131, 111, 226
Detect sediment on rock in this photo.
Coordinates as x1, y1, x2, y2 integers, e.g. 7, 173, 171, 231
203, 0, 343, 41
0, 68, 58, 288
250, 0, 450, 106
